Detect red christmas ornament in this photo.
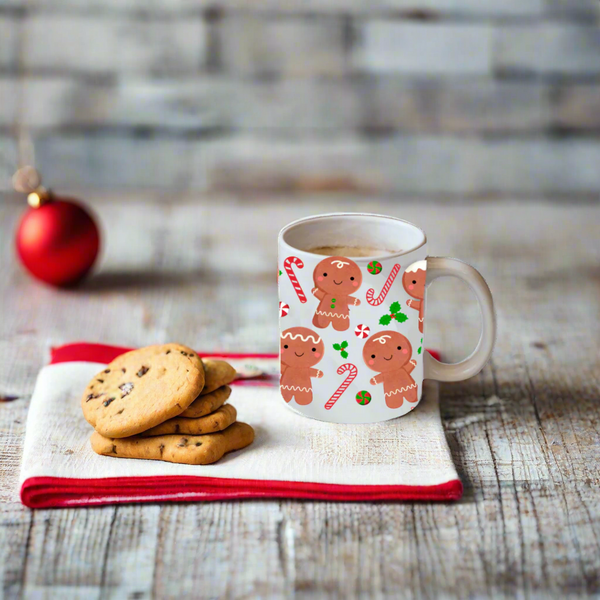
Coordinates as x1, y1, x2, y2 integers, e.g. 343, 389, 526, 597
15, 187, 100, 287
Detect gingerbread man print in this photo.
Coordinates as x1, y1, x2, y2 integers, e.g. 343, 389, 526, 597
280, 327, 325, 406
362, 331, 418, 409
311, 257, 362, 331
403, 260, 427, 333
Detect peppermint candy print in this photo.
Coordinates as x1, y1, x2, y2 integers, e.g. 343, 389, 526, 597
355, 324, 370, 338
368, 261, 382, 275
356, 390, 372, 405
279, 302, 289, 317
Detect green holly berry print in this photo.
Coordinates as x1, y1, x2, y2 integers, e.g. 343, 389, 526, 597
379, 301, 408, 326
417, 338, 423, 354
333, 340, 349, 359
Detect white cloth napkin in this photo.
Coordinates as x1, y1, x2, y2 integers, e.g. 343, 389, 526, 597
20, 353, 461, 507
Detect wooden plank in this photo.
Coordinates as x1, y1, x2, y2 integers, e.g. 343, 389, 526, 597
0, 137, 18, 192
0, 504, 32, 600
8, 76, 360, 133
0, 78, 18, 127
23, 16, 207, 75
23, 507, 116, 598
362, 78, 551, 134
354, 22, 494, 75
16, 134, 600, 196
495, 24, 600, 77
33, 135, 196, 190
0, 0, 546, 17
219, 15, 347, 78
153, 503, 289, 598
203, 136, 600, 196
7, 76, 600, 144
545, 0, 600, 18
21, 76, 231, 131
551, 84, 600, 130
215, 0, 546, 16
100, 505, 160, 600
7, 76, 569, 135
0, 17, 20, 71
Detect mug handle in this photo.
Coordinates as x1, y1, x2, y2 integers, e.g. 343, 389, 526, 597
424, 257, 496, 382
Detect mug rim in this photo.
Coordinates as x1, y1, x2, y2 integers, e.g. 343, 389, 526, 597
279, 212, 427, 260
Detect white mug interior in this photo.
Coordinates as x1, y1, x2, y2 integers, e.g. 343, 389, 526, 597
280, 213, 426, 259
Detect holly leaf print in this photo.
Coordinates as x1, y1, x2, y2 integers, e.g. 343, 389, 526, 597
379, 315, 392, 326
389, 301, 401, 314
395, 311, 408, 323
341, 341, 348, 349
333, 343, 341, 351
418, 347, 422, 354
341, 350, 349, 359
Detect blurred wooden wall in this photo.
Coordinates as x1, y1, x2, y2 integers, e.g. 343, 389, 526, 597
1, 0, 600, 199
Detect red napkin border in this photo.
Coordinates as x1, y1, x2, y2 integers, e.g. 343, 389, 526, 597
20, 343, 462, 508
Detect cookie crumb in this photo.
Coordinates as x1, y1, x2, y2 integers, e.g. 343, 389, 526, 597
136, 366, 150, 377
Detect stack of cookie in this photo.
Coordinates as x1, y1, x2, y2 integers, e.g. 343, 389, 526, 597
81, 343, 254, 465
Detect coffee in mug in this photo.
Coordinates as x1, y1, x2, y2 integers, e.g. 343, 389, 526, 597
309, 246, 397, 258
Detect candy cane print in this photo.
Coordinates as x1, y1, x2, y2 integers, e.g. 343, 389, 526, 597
284, 256, 307, 303
325, 363, 358, 410
366, 264, 401, 306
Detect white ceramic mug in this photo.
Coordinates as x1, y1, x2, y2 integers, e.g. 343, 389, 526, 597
278, 213, 496, 424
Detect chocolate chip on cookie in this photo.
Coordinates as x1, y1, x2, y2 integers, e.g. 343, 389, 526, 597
81, 343, 205, 438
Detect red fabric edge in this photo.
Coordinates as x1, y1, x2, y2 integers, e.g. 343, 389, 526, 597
27, 342, 457, 508
49, 342, 442, 365
20, 475, 463, 508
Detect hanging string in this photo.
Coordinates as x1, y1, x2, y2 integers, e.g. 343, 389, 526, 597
11, 0, 47, 204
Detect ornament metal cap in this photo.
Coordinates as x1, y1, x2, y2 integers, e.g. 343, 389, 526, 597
27, 188, 50, 208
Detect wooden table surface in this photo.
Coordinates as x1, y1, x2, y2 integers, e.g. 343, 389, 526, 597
1, 194, 599, 599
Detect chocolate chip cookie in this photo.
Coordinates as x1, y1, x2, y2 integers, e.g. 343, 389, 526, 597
140, 404, 237, 436
201, 360, 236, 395
180, 385, 231, 418
82, 343, 205, 438
90, 421, 255, 465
